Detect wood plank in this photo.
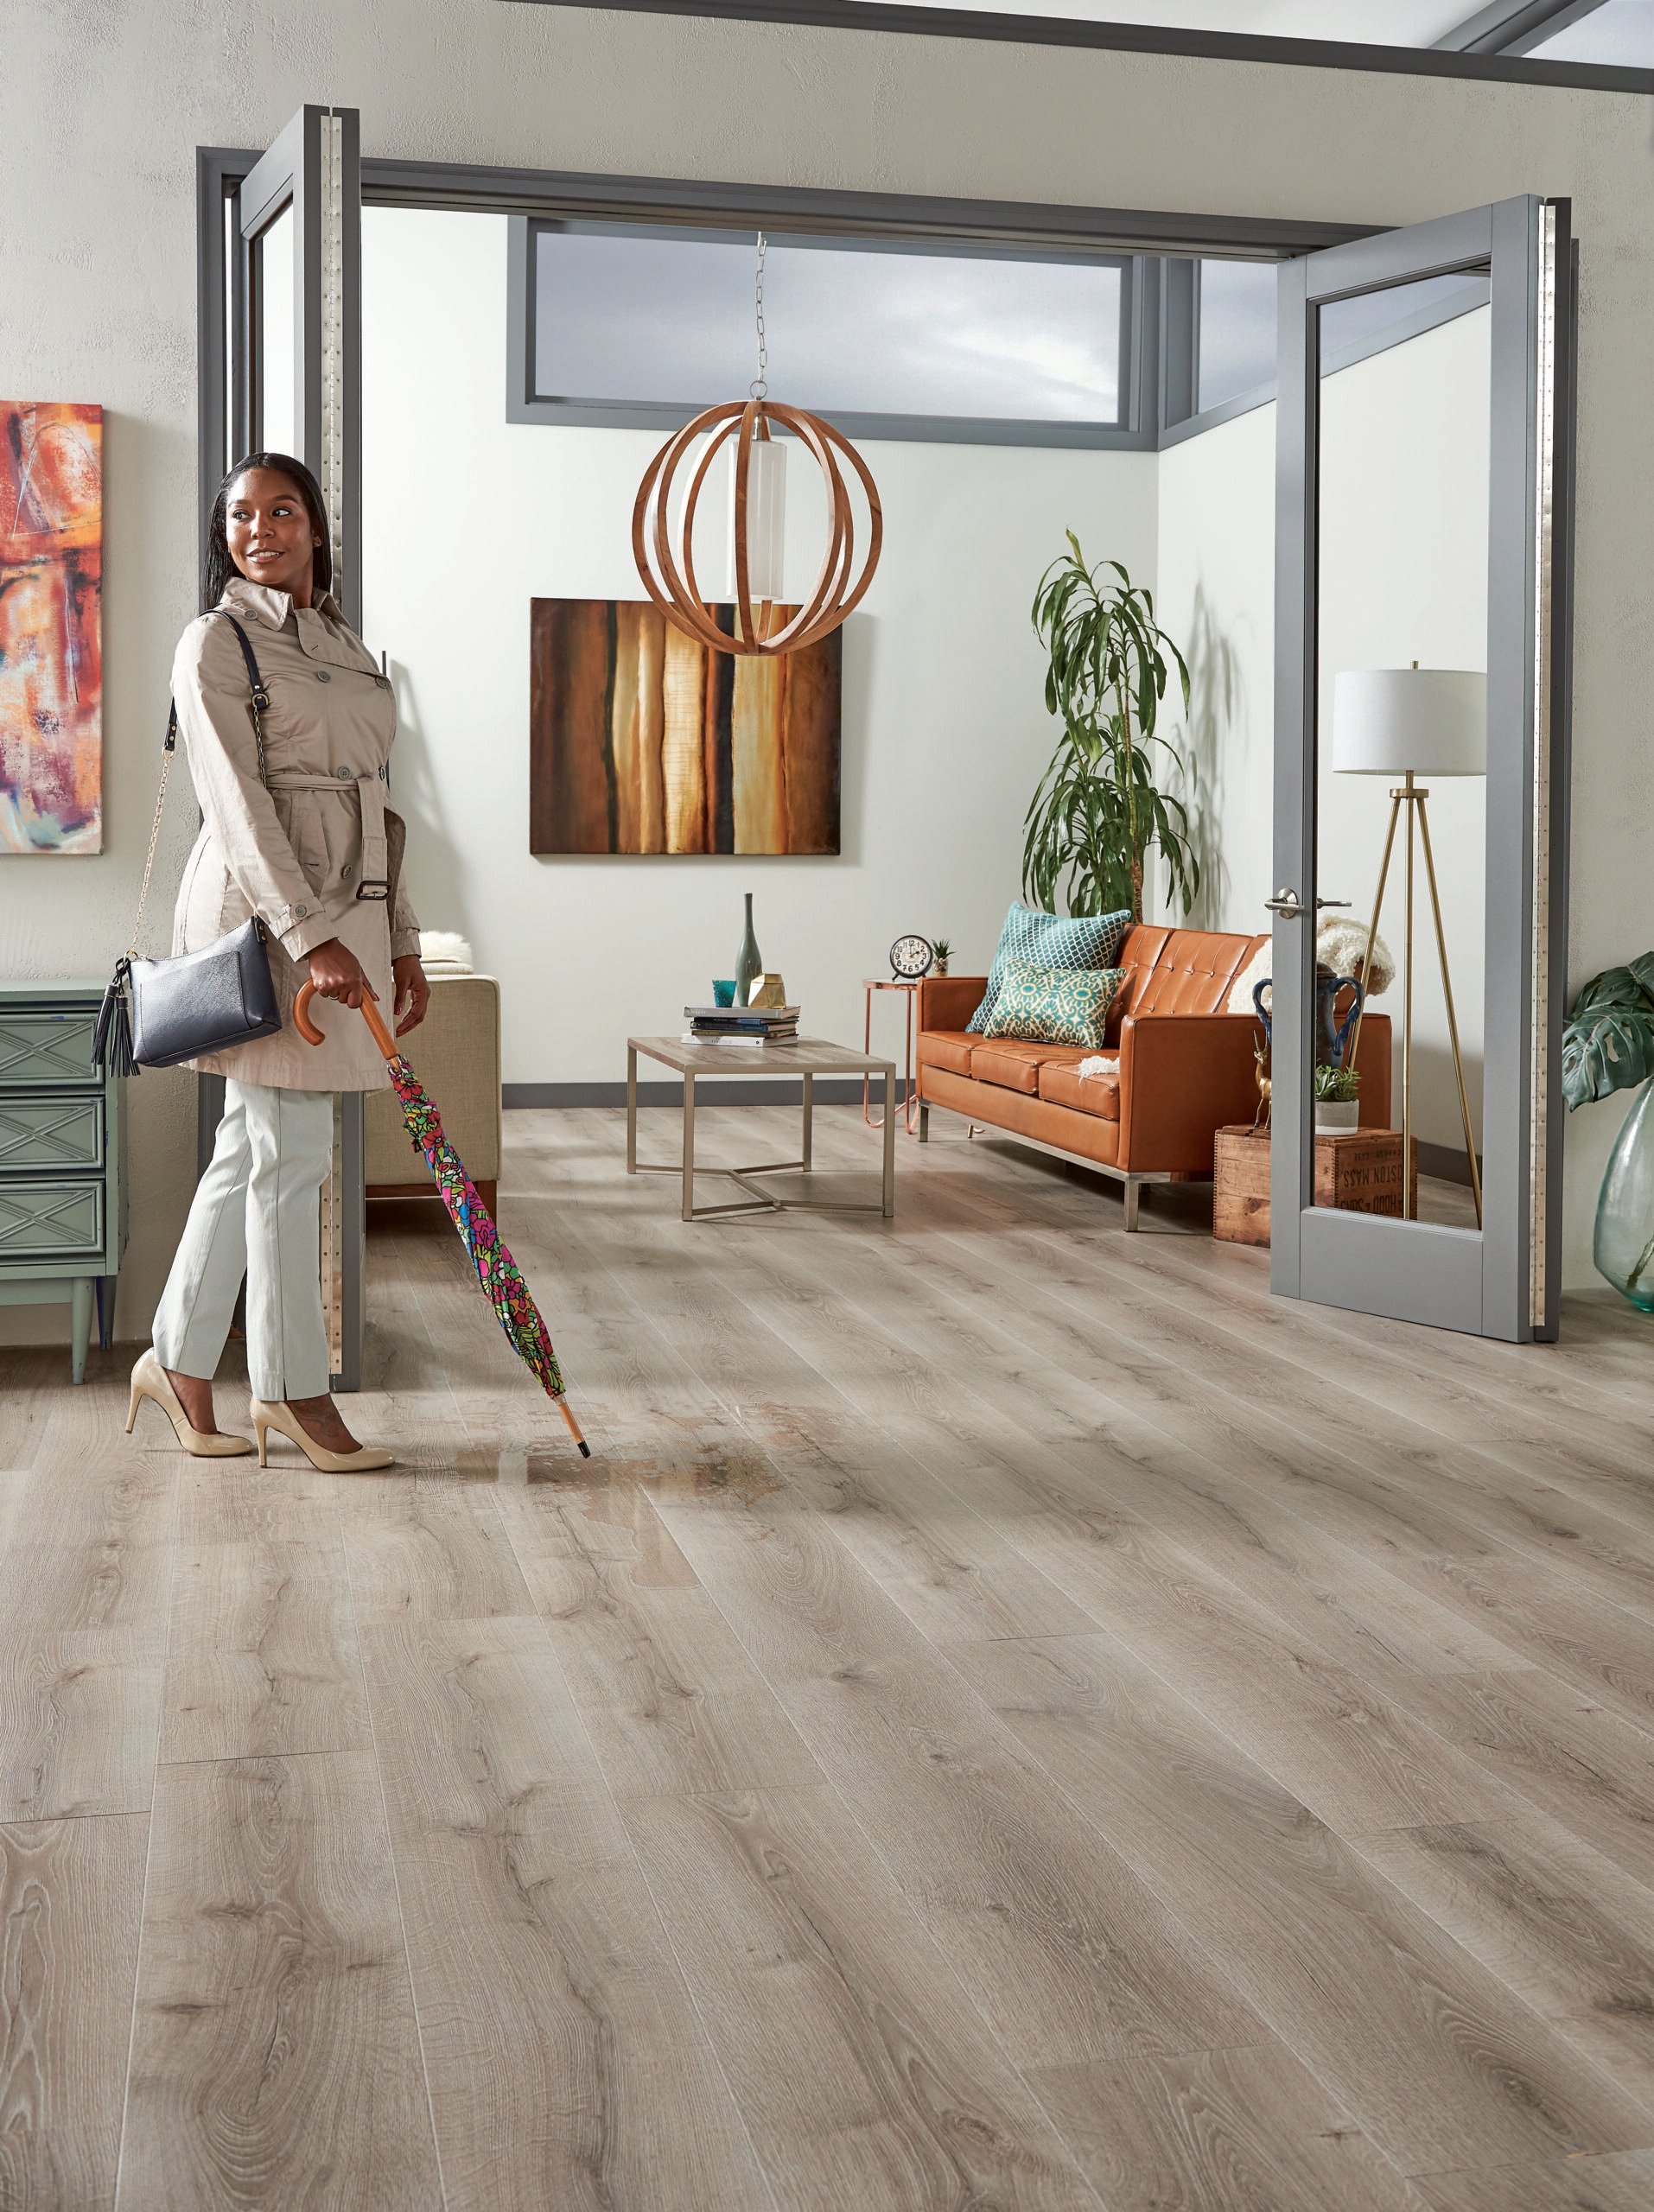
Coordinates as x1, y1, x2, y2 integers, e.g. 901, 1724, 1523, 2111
338, 1473, 538, 1626
644, 1484, 1266, 2071
0, 1630, 162, 1822
606, 1213, 1508, 1838
358, 1613, 773, 2212
1352, 1813, 1654, 2107
498, 1484, 826, 1798
948, 1628, 1654, 2178
1415, 2148, 1654, 2211
0, 1813, 148, 2212
1393, 1669, 1654, 1893
1028, 2040, 1432, 2212
119, 1751, 441, 2211
618, 1782, 1104, 2211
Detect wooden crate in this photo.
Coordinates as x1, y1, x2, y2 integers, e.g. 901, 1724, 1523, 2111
1212, 1124, 1418, 1247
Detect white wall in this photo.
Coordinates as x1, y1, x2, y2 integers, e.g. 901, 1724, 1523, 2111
4, 0, 1651, 1329
1155, 308, 1492, 1158
360, 205, 1157, 1085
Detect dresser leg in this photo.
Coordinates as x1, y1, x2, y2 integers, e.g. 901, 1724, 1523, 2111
70, 1277, 93, 1385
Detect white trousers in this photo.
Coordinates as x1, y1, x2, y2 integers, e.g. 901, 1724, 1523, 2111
151, 1080, 335, 1402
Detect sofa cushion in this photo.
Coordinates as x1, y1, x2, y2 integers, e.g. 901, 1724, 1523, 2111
916, 1028, 976, 1077
970, 1039, 1050, 1094
967, 903, 1131, 1032
1128, 929, 1269, 1019
1039, 1057, 1121, 1121
980, 961, 1127, 1050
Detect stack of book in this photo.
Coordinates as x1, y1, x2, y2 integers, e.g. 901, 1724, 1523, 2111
683, 1003, 801, 1046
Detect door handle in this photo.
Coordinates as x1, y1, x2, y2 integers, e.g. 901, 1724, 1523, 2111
1264, 888, 1305, 916
1316, 898, 1351, 910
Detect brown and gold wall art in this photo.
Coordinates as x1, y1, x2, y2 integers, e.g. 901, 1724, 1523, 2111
529, 599, 841, 855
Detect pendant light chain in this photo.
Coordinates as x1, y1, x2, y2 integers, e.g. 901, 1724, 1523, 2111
750, 232, 768, 401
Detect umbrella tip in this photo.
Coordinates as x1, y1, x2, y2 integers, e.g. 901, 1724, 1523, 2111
577, 1440, 592, 1459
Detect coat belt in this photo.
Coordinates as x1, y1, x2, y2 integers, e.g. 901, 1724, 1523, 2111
264, 768, 391, 900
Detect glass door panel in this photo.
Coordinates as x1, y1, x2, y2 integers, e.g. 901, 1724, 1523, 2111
255, 201, 297, 455
1313, 273, 1491, 1232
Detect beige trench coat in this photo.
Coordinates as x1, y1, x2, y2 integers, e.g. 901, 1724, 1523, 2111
170, 577, 420, 1091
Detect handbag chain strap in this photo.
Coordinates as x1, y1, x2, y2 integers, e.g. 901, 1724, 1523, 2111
127, 612, 270, 958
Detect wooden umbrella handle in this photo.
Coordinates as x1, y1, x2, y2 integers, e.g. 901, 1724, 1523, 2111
293, 979, 399, 1064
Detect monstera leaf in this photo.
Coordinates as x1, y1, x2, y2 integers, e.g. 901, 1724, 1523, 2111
1562, 955, 1654, 1109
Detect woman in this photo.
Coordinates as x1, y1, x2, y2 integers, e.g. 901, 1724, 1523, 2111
127, 453, 429, 1470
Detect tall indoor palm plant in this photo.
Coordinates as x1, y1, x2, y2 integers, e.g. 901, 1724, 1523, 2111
1024, 537, 1196, 924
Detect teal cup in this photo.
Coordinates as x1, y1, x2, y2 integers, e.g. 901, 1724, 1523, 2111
712, 979, 737, 1007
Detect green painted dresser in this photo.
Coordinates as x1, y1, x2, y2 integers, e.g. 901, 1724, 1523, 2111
0, 982, 126, 1382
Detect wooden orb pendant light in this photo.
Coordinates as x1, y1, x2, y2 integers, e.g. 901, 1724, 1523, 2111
632, 235, 883, 658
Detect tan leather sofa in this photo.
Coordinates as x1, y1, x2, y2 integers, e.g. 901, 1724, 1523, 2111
916, 925, 1391, 1229
365, 969, 501, 1215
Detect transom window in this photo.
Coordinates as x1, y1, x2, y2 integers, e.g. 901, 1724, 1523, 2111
515, 221, 1139, 448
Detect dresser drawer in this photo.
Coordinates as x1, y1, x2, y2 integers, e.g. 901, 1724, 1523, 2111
0, 1005, 99, 1088
0, 1090, 105, 1173
0, 1179, 105, 1263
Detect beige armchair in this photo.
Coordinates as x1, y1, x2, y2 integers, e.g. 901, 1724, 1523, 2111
365, 968, 501, 1215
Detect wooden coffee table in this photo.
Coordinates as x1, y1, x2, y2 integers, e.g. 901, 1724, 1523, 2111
627, 1034, 897, 1221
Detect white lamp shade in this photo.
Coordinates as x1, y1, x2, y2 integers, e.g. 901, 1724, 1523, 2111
1332, 668, 1486, 777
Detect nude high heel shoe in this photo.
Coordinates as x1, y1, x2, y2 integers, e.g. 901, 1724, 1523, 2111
248, 1399, 395, 1472
126, 1351, 254, 1457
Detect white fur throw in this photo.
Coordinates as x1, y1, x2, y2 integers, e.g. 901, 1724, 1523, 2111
1077, 1053, 1119, 1079
1227, 918, 1395, 1015
419, 929, 474, 970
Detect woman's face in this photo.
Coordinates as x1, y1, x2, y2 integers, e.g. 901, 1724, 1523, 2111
225, 468, 321, 606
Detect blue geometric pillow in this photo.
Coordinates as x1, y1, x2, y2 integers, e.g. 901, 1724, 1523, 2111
966, 903, 1132, 1033
982, 962, 1128, 1049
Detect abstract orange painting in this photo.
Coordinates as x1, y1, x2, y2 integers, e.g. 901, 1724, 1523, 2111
529, 599, 840, 855
1, 402, 103, 853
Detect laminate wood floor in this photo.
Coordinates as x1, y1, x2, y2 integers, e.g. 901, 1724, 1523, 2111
3, 1103, 1654, 2210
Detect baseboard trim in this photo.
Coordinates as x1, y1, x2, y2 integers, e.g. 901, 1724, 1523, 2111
504, 1078, 908, 1109
1417, 1139, 1481, 1188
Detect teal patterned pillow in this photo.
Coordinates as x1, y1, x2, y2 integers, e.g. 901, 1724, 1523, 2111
981, 962, 1127, 1050
967, 904, 1131, 1033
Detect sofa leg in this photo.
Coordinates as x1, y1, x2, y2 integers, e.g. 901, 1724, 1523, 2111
1123, 1179, 1142, 1232
918, 1103, 930, 1145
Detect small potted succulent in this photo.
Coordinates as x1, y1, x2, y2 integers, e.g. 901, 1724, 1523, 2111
931, 937, 952, 977
1314, 1062, 1360, 1133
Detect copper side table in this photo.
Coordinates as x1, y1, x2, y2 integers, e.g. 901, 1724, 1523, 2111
863, 977, 922, 1133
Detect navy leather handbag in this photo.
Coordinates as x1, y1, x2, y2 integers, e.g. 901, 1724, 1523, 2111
92, 613, 283, 1075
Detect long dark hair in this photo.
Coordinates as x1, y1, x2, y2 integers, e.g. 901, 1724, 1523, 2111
201, 451, 333, 612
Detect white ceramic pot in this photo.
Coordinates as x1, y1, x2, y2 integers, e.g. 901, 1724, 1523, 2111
1314, 1100, 1359, 1134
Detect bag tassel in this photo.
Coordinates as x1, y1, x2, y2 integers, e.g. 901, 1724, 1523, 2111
92, 960, 137, 1077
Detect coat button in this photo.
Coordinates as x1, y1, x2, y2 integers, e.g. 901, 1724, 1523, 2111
337, 766, 353, 779
315, 670, 332, 682
342, 864, 353, 881
296, 903, 309, 918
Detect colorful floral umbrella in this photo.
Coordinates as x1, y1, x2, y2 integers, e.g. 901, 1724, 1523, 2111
295, 983, 589, 1456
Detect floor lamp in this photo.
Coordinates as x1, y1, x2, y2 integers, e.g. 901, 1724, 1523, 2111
1333, 666, 1486, 1227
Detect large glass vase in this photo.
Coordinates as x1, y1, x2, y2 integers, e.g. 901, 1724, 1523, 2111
1594, 1084, 1654, 1313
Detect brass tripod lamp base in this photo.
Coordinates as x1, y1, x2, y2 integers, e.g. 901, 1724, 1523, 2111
1333, 667, 1487, 1227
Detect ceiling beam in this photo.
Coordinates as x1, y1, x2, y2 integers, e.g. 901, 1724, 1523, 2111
1435, 0, 1610, 55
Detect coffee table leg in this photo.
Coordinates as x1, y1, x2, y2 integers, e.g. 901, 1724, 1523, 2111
627, 1045, 638, 1173
882, 1068, 895, 1217
681, 1073, 696, 1222
802, 1071, 813, 1170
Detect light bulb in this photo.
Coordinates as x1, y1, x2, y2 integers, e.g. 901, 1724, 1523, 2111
728, 433, 787, 603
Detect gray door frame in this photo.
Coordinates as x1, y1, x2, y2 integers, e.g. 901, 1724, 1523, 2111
1271, 196, 1574, 1342
205, 107, 367, 1391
